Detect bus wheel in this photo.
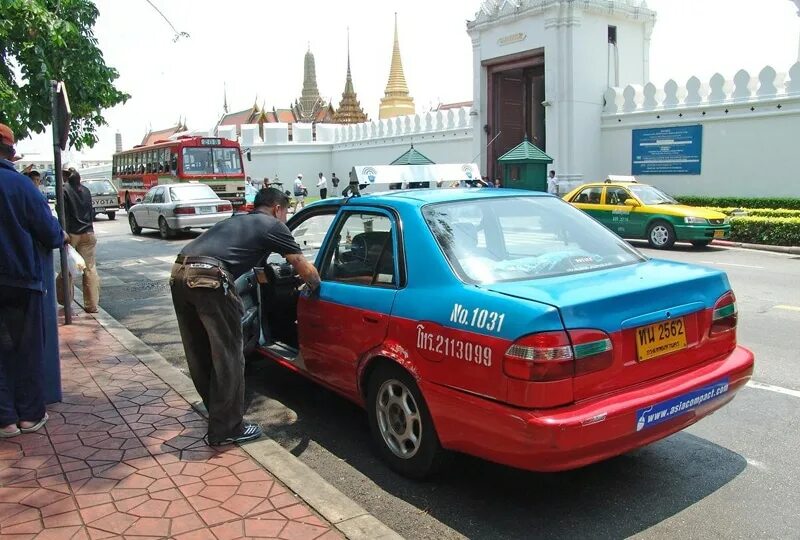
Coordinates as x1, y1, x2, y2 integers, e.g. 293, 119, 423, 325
158, 217, 174, 239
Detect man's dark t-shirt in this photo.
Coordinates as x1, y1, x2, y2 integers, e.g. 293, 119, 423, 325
180, 212, 302, 279
62, 183, 94, 235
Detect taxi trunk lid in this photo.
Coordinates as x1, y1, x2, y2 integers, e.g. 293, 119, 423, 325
483, 259, 735, 401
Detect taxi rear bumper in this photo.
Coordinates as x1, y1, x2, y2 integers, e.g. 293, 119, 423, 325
422, 345, 753, 472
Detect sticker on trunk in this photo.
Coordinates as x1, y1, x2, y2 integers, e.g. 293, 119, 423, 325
635, 378, 730, 431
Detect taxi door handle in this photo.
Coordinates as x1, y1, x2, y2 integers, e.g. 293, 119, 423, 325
362, 314, 383, 324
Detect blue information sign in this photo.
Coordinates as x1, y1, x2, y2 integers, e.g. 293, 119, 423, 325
631, 125, 703, 175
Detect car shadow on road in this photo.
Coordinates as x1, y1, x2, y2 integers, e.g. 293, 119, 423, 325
243, 358, 747, 540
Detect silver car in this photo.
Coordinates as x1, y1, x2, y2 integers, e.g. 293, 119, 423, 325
128, 183, 232, 239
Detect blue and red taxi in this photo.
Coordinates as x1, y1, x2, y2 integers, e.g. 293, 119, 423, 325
238, 188, 754, 478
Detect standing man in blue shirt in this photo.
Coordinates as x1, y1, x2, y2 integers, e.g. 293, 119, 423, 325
0, 123, 66, 437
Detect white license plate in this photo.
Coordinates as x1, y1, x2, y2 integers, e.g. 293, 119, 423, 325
198, 206, 215, 214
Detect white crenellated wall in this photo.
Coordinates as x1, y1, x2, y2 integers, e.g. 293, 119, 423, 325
240, 107, 475, 195
600, 63, 800, 196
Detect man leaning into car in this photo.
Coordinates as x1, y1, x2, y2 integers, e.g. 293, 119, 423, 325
170, 187, 320, 446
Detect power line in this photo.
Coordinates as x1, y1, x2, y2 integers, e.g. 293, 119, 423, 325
143, 0, 190, 42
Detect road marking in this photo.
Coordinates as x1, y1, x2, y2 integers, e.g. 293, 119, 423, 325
774, 305, 800, 312
131, 238, 144, 242
746, 380, 800, 398
699, 261, 764, 269
746, 458, 769, 471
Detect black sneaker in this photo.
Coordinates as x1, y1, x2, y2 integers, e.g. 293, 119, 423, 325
207, 422, 263, 446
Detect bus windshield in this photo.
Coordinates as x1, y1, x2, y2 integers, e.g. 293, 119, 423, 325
182, 147, 242, 175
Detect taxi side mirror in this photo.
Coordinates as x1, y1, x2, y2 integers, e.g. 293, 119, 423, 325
624, 198, 640, 207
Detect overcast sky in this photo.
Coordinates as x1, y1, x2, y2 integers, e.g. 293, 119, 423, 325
15, 0, 800, 161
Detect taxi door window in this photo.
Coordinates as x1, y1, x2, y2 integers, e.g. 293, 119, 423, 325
321, 213, 396, 287
571, 186, 602, 204
152, 187, 165, 204
290, 212, 337, 263
605, 187, 631, 205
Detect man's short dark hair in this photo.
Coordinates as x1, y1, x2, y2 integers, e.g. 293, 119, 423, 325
28, 170, 41, 179
253, 187, 289, 209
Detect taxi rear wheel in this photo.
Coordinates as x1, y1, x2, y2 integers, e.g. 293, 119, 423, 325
366, 363, 442, 479
647, 220, 676, 249
128, 213, 142, 235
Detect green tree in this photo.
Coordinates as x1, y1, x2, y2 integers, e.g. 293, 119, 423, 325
0, 0, 129, 150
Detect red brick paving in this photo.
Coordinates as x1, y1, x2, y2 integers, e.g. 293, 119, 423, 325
0, 316, 341, 539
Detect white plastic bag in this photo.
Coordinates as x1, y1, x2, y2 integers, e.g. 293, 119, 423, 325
66, 244, 86, 276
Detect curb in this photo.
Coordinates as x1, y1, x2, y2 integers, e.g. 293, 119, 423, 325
68, 289, 402, 540
712, 240, 800, 255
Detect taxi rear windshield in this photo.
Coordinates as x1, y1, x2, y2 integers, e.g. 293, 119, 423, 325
423, 196, 645, 284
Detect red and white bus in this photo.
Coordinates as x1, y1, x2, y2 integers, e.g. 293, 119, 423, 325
112, 136, 247, 210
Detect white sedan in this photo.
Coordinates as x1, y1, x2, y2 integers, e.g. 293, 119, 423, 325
128, 183, 232, 239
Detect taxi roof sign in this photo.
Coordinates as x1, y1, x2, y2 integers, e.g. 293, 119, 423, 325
605, 175, 638, 183
349, 163, 484, 188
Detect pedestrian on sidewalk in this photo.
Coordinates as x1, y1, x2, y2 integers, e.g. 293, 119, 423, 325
0, 123, 65, 437
331, 172, 339, 190
547, 170, 558, 195
316, 172, 328, 200
292, 173, 306, 213
170, 187, 320, 446
56, 169, 100, 313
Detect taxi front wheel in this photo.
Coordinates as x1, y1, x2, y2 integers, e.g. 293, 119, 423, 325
647, 220, 676, 249
366, 363, 442, 479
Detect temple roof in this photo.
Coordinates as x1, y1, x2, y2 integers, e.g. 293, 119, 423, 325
296, 45, 329, 122
497, 139, 553, 163
379, 14, 415, 119
390, 145, 434, 165
469, 0, 655, 30
434, 101, 473, 111
333, 30, 368, 124
140, 121, 186, 146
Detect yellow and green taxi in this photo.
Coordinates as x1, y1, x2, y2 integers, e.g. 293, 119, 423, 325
563, 178, 730, 249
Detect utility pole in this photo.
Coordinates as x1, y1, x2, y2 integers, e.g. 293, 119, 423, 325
51, 81, 72, 324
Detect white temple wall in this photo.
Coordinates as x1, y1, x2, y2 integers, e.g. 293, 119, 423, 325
241, 109, 474, 197
331, 134, 473, 182
599, 63, 800, 196
245, 144, 333, 194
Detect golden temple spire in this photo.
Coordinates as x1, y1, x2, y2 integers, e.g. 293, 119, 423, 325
334, 27, 368, 124
379, 13, 415, 120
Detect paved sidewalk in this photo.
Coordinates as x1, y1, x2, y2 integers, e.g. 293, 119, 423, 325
0, 314, 341, 540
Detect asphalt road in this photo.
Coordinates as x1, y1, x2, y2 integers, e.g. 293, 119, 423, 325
83, 211, 800, 539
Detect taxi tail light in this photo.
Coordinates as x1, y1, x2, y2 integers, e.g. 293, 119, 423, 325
710, 291, 737, 336
503, 330, 613, 382
504, 331, 574, 381
217, 202, 233, 212
569, 329, 614, 376
174, 206, 196, 215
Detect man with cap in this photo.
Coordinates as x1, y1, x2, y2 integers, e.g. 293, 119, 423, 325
292, 173, 305, 213
0, 123, 66, 437
170, 187, 320, 446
